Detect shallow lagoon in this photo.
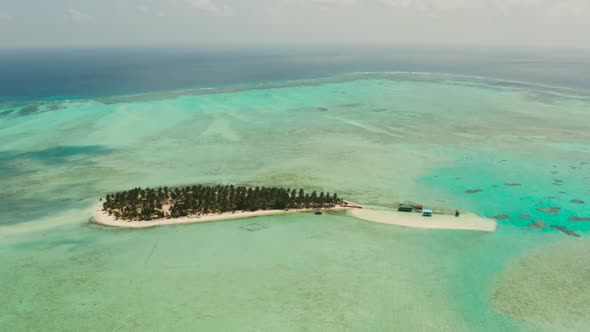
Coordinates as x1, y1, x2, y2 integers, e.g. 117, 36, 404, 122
1, 73, 589, 331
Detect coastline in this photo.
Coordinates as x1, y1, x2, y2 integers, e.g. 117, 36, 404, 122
348, 209, 497, 232
92, 205, 356, 229
94, 202, 496, 232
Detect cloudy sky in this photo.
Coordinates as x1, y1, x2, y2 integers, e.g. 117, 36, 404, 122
0, 0, 589, 48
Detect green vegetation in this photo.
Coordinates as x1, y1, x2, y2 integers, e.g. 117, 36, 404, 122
101, 185, 345, 221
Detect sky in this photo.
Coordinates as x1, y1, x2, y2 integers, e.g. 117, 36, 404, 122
0, 0, 589, 48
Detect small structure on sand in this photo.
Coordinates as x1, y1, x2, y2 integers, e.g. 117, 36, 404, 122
422, 209, 433, 217
398, 204, 414, 212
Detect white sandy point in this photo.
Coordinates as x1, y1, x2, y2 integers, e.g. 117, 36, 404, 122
349, 209, 496, 232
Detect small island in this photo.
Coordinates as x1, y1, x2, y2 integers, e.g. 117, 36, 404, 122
95, 185, 354, 228
93, 184, 495, 232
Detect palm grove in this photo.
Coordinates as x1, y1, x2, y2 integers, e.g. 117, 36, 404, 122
101, 185, 345, 221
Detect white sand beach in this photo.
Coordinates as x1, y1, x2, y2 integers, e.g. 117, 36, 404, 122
349, 209, 497, 232
93, 205, 355, 229
94, 203, 496, 232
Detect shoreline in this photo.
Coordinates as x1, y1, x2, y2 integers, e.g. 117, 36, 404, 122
93, 202, 496, 232
348, 209, 497, 232
92, 205, 356, 229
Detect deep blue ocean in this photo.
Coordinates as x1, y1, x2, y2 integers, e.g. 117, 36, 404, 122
1, 46, 589, 100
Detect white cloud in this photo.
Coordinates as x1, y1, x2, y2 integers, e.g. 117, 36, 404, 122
67, 8, 95, 23
137, 4, 165, 17
551, 0, 590, 17
137, 5, 150, 13
281, 0, 358, 8
2, 0, 589, 47
377, 0, 590, 17
379, 0, 476, 13
170, 0, 233, 15
309, 0, 358, 5
0, 11, 12, 22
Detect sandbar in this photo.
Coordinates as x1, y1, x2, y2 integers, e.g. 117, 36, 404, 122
348, 209, 497, 232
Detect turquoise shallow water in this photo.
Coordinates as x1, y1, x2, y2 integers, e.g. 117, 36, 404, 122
0, 213, 546, 331
1, 73, 590, 331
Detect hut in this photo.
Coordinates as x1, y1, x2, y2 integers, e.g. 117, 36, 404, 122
398, 204, 414, 212
422, 209, 433, 217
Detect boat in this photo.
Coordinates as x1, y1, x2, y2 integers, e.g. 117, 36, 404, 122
314, 209, 323, 215
398, 204, 414, 212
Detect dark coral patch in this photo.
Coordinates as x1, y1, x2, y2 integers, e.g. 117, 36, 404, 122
528, 220, 546, 229
18, 105, 40, 116
554, 179, 563, 183
49, 104, 64, 111
549, 225, 581, 237
492, 215, 511, 220
465, 189, 483, 194
571, 199, 584, 204
0, 110, 15, 117
569, 217, 590, 222
536, 207, 561, 215
338, 103, 362, 108
558, 191, 567, 194
547, 196, 557, 199
551, 171, 558, 174
552, 183, 562, 186
518, 214, 532, 219
505, 183, 521, 187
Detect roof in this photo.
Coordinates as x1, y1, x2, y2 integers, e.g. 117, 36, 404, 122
423, 209, 433, 213
398, 203, 414, 208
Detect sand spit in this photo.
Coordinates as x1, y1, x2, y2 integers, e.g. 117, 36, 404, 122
93, 205, 357, 229
348, 209, 496, 232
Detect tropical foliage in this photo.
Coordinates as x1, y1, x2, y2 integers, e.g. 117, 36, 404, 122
101, 185, 345, 221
